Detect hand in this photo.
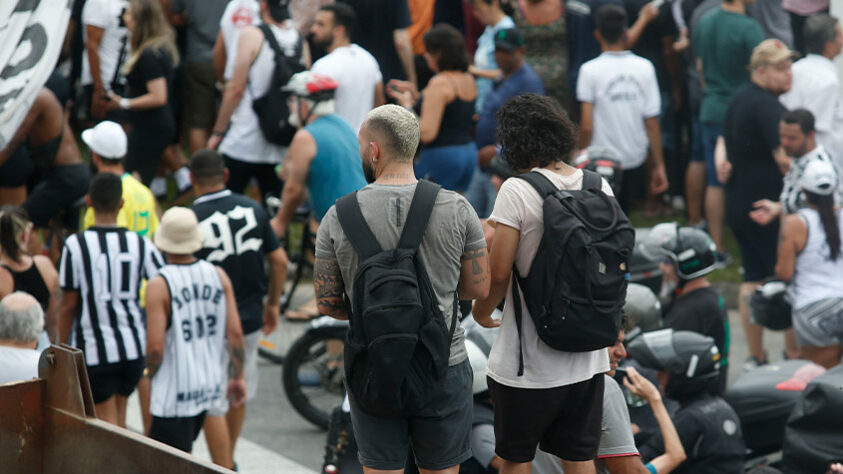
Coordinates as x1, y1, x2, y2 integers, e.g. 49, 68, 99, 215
90, 89, 109, 118
206, 134, 222, 150
477, 145, 497, 167
471, 302, 502, 328
716, 159, 732, 184
386, 79, 414, 95
774, 152, 792, 176
105, 91, 124, 111
673, 28, 690, 52
227, 377, 247, 408
262, 303, 280, 335
639, 3, 659, 24
649, 164, 669, 194
270, 216, 285, 239
749, 199, 782, 226
622, 366, 662, 403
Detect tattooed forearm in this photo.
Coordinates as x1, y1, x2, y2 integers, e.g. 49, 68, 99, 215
229, 342, 245, 379
315, 258, 348, 319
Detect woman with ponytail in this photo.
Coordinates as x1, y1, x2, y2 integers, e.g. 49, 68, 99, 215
0, 206, 60, 344
776, 159, 843, 368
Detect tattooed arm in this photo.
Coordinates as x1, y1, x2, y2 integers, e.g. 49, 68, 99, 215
217, 266, 247, 407
457, 247, 491, 300
315, 258, 349, 320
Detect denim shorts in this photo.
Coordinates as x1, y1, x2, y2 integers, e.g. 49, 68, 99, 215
701, 121, 723, 187
414, 143, 477, 192
348, 359, 473, 471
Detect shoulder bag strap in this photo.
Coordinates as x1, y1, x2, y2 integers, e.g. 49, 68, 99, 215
336, 192, 383, 260
515, 171, 559, 198
397, 180, 441, 251
511, 266, 526, 377
581, 169, 603, 191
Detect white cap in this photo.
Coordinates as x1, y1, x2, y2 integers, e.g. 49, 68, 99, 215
81, 121, 127, 159
800, 159, 837, 196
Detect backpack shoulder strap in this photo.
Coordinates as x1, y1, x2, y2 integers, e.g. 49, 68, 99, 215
581, 169, 603, 192
515, 171, 559, 198
257, 24, 284, 60
397, 180, 441, 251
336, 192, 383, 260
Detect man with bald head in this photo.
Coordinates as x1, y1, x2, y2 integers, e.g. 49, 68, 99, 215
314, 104, 490, 473
0, 292, 44, 384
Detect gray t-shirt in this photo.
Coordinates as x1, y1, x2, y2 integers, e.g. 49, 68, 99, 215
172, 0, 229, 62
315, 183, 487, 366
532, 375, 639, 474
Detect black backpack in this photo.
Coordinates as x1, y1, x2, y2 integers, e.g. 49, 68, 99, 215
251, 24, 304, 146
511, 171, 635, 375
336, 180, 457, 418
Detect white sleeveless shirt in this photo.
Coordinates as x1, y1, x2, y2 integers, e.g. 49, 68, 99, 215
219, 22, 302, 165
792, 208, 843, 310
150, 260, 228, 417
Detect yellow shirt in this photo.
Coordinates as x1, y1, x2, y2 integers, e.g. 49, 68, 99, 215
83, 173, 159, 306
83, 173, 159, 236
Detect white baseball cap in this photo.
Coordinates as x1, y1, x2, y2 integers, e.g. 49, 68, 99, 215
81, 121, 127, 159
800, 159, 838, 196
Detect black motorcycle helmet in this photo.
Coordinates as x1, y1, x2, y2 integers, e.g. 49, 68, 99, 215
624, 283, 663, 334
627, 329, 721, 401
750, 281, 792, 330
573, 146, 623, 194
640, 223, 719, 282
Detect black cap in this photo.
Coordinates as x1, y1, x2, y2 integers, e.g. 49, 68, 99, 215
494, 28, 525, 51
265, 0, 290, 22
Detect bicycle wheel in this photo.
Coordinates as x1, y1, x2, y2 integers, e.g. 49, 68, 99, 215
282, 326, 347, 430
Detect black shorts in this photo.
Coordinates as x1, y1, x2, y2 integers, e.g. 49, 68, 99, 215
23, 163, 90, 228
617, 163, 647, 214
223, 155, 281, 202
487, 374, 604, 463
86, 358, 145, 404
0, 145, 34, 187
149, 411, 207, 453
727, 216, 778, 282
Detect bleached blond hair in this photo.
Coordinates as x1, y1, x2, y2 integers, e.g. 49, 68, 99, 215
363, 105, 420, 162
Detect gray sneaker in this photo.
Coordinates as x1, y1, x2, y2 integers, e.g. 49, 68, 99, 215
742, 355, 768, 372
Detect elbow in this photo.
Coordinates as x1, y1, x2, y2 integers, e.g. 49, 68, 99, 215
775, 265, 792, 283
273, 250, 289, 275
490, 267, 511, 286
420, 127, 437, 144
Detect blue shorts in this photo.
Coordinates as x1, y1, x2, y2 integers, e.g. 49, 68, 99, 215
701, 121, 723, 187
414, 143, 477, 192
690, 117, 705, 163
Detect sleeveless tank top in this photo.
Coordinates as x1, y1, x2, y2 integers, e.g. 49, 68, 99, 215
150, 260, 228, 417
792, 208, 843, 309
416, 74, 475, 148
3, 262, 50, 311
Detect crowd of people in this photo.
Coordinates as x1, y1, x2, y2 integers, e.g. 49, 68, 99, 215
1, 0, 843, 473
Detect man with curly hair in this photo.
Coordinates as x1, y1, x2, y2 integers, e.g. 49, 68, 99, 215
473, 93, 614, 474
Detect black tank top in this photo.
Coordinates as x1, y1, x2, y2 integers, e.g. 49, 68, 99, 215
415, 75, 475, 148
3, 262, 50, 311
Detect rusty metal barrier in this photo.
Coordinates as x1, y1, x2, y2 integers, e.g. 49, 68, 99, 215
0, 344, 231, 474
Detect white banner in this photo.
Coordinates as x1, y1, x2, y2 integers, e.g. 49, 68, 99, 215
0, 0, 71, 149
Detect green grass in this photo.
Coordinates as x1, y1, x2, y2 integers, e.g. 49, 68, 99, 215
627, 209, 743, 283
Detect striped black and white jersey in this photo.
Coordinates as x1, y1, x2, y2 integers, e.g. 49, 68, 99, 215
150, 260, 228, 417
59, 227, 164, 367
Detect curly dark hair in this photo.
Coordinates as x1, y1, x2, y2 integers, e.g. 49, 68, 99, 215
496, 94, 577, 170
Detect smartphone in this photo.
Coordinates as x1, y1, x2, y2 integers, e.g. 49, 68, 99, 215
613, 367, 629, 385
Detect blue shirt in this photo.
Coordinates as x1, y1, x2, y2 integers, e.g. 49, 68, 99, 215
305, 115, 367, 221
476, 63, 546, 148
474, 16, 515, 114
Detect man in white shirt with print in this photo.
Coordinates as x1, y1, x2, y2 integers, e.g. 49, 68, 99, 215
577, 4, 668, 213
310, 3, 385, 133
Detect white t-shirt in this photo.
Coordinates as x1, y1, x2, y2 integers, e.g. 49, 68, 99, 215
81, 0, 129, 88
311, 44, 383, 133
486, 168, 611, 389
219, 0, 261, 81
577, 51, 661, 170
0, 346, 40, 385
780, 54, 843, 171
219, 22, 302, 165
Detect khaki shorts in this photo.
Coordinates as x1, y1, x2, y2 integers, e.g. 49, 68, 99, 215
183, 61, 218, 130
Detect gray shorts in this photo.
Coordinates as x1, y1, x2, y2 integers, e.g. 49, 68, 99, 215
793, 297, 843, 347
348, 359, 473, 471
